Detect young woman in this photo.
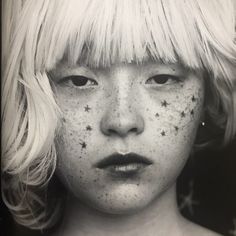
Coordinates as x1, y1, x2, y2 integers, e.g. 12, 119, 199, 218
2, 0, 236, 235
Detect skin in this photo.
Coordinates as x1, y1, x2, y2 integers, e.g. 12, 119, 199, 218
49, 61, 219, 235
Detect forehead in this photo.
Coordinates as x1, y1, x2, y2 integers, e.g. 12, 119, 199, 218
29, 0, 234, 74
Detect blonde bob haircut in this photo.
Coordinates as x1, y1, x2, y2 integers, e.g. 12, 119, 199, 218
2, 0, 236, 230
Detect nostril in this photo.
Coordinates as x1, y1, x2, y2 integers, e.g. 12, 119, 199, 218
106, 127, 139, 136
130, 127, 138, 133
107, 129, 117, 136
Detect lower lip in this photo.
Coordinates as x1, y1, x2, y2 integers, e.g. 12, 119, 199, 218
101, 163, 150, 178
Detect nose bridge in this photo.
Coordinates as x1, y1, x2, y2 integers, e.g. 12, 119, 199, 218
113, 75, 133, 113
100, 73, 144, 137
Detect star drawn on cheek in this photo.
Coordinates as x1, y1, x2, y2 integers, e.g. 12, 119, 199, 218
80, 141, 87, 149
161, 100, 169, 107
86, 125, 92, 131
84, 105, 91, 112
180, 111, 186, 118
191, 95, 196, 102
161, 131, 166, 136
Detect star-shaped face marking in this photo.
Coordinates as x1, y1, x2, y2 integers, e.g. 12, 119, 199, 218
161, 131, 166, 136
84, 105, 91, 112
80, 142, 87, 149
86, 125, 92, 131
161, 100, 169, 107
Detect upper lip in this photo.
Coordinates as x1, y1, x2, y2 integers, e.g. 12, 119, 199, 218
96, 153, 153, 169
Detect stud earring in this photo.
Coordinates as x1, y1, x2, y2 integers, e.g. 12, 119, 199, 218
201, 121, 205, 127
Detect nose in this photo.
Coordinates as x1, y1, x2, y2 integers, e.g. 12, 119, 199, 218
100, 91, 144, 138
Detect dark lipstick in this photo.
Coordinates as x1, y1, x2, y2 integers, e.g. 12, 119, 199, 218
96, 153, 152, 177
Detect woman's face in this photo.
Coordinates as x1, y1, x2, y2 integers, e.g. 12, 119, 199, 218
50, 61, 204, 214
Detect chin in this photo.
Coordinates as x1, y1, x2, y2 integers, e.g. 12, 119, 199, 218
79, 186, 156, 215
90, 199, 150, 215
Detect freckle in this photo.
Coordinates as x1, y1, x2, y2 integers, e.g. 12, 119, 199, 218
190, 109, 194, 116
155, 113, 159, 117
62, 118, 66, 122
180, 111, 186, 118
191, 95, 196, 102
174, 126, 179, 131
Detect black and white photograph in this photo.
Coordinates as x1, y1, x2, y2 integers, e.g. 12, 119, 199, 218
1, 0, 236, 235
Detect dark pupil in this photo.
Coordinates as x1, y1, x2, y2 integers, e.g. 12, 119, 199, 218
153, 75, 169, 84
71, 76, 88, 86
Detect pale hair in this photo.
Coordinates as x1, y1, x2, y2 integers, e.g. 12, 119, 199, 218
2, 0, 236, 230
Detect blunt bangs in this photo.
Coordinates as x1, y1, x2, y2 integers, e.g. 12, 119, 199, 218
22, 0, 235, 74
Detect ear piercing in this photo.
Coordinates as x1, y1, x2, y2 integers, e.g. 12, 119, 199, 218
201, 121, 205, 127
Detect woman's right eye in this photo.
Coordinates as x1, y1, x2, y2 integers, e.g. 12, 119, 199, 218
60, 75, 98, 87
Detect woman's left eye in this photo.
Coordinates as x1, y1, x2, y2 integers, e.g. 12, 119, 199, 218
145, 74, 180, 85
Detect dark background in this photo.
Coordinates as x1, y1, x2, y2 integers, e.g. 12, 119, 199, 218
1, 139, 236, 236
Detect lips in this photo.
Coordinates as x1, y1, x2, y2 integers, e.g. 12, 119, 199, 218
96, 153, 153, 177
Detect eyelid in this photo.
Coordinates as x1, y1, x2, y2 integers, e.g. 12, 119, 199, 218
51, 65, 97, 82
58, 75, 97, 84
145, 74, 182, 85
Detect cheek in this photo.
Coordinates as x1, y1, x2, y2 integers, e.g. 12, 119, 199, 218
54, 101, 97, 183
148, 84, 204, 136
143, 85, 204, 163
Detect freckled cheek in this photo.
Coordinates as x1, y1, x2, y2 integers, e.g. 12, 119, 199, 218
143, 91, 204, 159
56, 132, 99, 192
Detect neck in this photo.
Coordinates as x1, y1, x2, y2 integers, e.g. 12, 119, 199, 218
57, 184, 185, 236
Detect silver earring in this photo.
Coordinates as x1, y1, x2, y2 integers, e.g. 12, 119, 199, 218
201, 121, 205, 127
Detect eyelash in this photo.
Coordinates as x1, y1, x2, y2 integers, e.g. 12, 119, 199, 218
59, 75, 98, 87
145, 74, 181, 85
59, 74, 181, 88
